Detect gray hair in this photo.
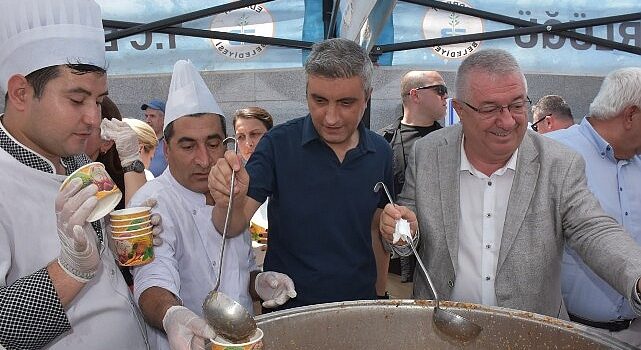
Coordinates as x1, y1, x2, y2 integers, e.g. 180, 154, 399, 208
455, 49, 527, 101
589, 67, 641, 120
532, 95, 573, 121
305, 38, 373, 93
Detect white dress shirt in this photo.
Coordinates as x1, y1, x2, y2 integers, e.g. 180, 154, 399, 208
131, 168, 257, 350
451, 140, 517, 306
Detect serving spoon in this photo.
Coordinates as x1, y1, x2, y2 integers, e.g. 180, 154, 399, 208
203, 137, 257, 342
374, 182, 482, 342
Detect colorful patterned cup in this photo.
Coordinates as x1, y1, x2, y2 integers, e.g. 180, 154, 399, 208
110, 214, 152, 227
112, 231, 154, 266
111, 220, 151, 233
210, 328, 263, 350
60, 162, 122, 222
109, 207, 151, 220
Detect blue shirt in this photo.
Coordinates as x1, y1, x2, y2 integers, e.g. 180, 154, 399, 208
149, 137, 167, 177
246, 115, 393, 309
547, 118, 641, 321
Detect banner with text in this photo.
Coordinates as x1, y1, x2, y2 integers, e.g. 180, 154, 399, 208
99, 0, 640, 76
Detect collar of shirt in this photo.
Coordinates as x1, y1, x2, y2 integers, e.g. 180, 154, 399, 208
300, 114, 376, 153
580, 117, 619, 162
460, 136, 519, 178
164, 168, 209, 210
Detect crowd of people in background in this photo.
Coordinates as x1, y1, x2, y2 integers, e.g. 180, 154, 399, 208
1, 0, 641, 349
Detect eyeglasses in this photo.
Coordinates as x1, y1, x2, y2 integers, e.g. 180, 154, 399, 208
459, 96, 532, 120
411, 84, 448, 97
531, 115, 547, 132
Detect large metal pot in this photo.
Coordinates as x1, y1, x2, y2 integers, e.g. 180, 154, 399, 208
255, 300, 634, 349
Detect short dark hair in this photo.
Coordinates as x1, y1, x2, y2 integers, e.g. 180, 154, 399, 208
532, 95, 573, 121
25, 64, 107, 99
305, 38, 373, 94
164, 113, 227, 144
232, 107, 274, 131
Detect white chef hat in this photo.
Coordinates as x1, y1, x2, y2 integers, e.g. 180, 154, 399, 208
164, 60, 224, 131
0, 0, 106, 93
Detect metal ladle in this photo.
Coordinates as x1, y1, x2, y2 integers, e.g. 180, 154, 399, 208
203, 137, 257, 342
374, 182, 482, 342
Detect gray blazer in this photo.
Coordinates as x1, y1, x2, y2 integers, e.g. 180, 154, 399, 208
399, 124, 641, 318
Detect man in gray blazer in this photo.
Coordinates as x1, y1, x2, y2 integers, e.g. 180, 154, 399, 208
379, 48, 641, 319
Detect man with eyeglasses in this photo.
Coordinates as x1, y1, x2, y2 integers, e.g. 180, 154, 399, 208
380, 71, 446, 285
379, 49, 641, 321
531, 95, 574, 134
546, 68, 641, 347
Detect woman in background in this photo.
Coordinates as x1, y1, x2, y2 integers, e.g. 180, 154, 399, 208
84, 97, 145, 208
123, 118, 159, 180
233, 106, 274, 162
85, 97, 150, 287
233, 107, 274, 269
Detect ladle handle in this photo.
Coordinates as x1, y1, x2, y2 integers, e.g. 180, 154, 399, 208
373, 182, 439, 304
408, 239, 440, 308
214, 137, 238, 291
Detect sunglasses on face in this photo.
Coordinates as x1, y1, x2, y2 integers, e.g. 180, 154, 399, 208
412, 84, 448, 96
531, 115, 547, 131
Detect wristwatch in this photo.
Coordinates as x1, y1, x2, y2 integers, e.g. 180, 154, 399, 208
123, 159, 145, 173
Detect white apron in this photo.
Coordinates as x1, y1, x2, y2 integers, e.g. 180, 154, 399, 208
0, 148, 149, 350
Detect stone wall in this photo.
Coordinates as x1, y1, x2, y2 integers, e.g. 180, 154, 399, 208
1, 68, 605, 131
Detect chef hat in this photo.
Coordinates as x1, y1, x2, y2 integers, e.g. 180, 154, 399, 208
0, 0, 106, 93
164, 60, 224, 131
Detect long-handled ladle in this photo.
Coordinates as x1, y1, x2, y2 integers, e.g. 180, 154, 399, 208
374, 182, 482, 342
203, 137, 257, 342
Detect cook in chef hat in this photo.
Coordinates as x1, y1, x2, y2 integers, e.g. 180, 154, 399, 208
163, 60, 226, 136
0, 0, 106, 94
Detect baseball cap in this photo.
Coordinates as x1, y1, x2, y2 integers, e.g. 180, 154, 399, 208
141, 99, 166, 112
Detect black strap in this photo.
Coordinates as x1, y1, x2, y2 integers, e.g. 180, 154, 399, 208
568, 313, 634, 332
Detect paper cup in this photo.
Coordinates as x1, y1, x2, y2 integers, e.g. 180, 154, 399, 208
110, 215, 151, 226
111, 226, 152, 238
60, 162, 122, 223
112, 231, 154, 266
249, 222, 268, 243
210, 328, 263, 350
111, 220, 152, 233
110, 207, 151, 220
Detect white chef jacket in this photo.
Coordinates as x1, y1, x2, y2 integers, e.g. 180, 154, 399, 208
0, 148, 149, 350
131, 168, 257, 350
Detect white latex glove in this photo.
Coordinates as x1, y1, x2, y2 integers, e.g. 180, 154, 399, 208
255, 271, 297, 308
100, 118, 140, 167
393, 219, 413, 244
140, 198, 163, 246
163, 305, 216, 350
56, 177, 101, 282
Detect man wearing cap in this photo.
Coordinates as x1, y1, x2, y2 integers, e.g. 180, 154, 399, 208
130, 60, 294, 350
209, 38, 393, 310
142, 99, 168, 177
0, 0, 148, 349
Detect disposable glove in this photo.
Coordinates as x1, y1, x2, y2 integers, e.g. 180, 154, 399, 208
255, 271, 297, 308
163, 305, 216, 350
56, 177, 101, 282
100, 118, 140, 167
139, 198, 163, 246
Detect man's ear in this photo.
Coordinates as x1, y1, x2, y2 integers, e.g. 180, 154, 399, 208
622, 105, 640, 130
163, 137, 169, 155
6, 75, 30, 111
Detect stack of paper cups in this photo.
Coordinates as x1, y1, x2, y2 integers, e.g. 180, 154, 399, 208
109, 207, 154, 267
